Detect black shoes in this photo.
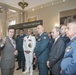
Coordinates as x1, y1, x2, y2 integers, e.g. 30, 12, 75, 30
22, 69, 25, 72
16, 67, 25, 72
16, 67, 21, 70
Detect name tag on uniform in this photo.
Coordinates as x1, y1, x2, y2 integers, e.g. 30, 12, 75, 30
66, 46, 71, 52
44, 36, 46, 40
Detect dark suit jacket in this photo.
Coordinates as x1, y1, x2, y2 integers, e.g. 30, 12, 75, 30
0, 36, 16, 69
61, 36, 76, 75
48, 37, 65, 75
0, 39, 3, 48
34, 32, 49, 63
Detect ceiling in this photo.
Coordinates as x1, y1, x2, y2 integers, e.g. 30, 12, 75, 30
0, 0, 64, 10
0, 0, 71, 14
0, 0, 56, 9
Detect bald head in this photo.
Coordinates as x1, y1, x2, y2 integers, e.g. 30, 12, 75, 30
37, 25, 44, 34
68, 22, 76, 28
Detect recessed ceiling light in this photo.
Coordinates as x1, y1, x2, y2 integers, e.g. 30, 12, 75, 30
41, 6, 42, 8
63, 0, 65, 2
21, 12, 22, 14
52, 3, 54, 5
32, 9, 34, 11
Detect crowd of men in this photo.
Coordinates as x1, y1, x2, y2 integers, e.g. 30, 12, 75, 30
0, 21, 76, 75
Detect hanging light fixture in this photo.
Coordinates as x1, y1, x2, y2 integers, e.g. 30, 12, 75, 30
18, 0, 28, 9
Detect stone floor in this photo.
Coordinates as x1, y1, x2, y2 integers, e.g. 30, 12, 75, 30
0, 62, 39, 75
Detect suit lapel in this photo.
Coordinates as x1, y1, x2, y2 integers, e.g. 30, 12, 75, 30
52, 37, 61, 48
55, 37, 61, 44
6, 36, 14, 49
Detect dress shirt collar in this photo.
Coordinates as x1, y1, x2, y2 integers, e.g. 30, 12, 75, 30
40, 32, 44, 36
71, 35, 76, 40
55, 35, 60, 43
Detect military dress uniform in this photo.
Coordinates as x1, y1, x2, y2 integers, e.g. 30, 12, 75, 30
61, 36, 76, 75
34, 32, 49, 75
23, 35, 36, 75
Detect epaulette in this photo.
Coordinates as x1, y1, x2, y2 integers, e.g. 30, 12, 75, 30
44, 33, 47, 35
43, 33, 47, 40
72, 38, 76, 42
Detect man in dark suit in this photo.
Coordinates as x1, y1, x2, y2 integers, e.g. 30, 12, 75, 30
34, 25, 49, 75
16, 29, 25, 72
0, 27, 18, 75
48, 32, 54, 75
47, 27, 65, 75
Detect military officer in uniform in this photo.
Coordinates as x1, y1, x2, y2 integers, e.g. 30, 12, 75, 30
16, 29, 25, 72
61, 22, 76, 75
23, 29, 36, 75
34, 25, 49, 75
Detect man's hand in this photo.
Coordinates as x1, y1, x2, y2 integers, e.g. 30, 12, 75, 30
2, 37, 6, 44
47, 61, 50, 68
33, 53, 36, 58
14, 50, 18, 55
25, 50, 30, 54
33, 53, 37, 64
0, 37, 6, 47
60, 70, 62, 74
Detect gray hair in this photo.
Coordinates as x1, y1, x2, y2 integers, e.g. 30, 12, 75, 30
55, 27, 61, 35
71, 21, 76, 26
67, 21, 76, 28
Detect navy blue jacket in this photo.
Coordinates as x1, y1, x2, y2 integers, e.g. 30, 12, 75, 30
61, 36, 76, 75
16, 34, 25, 51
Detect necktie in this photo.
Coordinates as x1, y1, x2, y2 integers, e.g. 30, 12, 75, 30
10, 38, 16, 49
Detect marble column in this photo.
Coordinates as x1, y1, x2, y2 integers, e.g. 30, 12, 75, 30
21, 11, 27, 23
2, 7, 8, 37
17, 11, 21, 23
24, 11, 28, 22
0, 13, 2, 37
21, 11, 24, 23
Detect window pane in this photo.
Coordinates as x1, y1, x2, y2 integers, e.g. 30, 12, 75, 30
9, 20, 16, 25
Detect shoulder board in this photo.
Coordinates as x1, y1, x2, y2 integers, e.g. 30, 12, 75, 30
44, 33, 47, 35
